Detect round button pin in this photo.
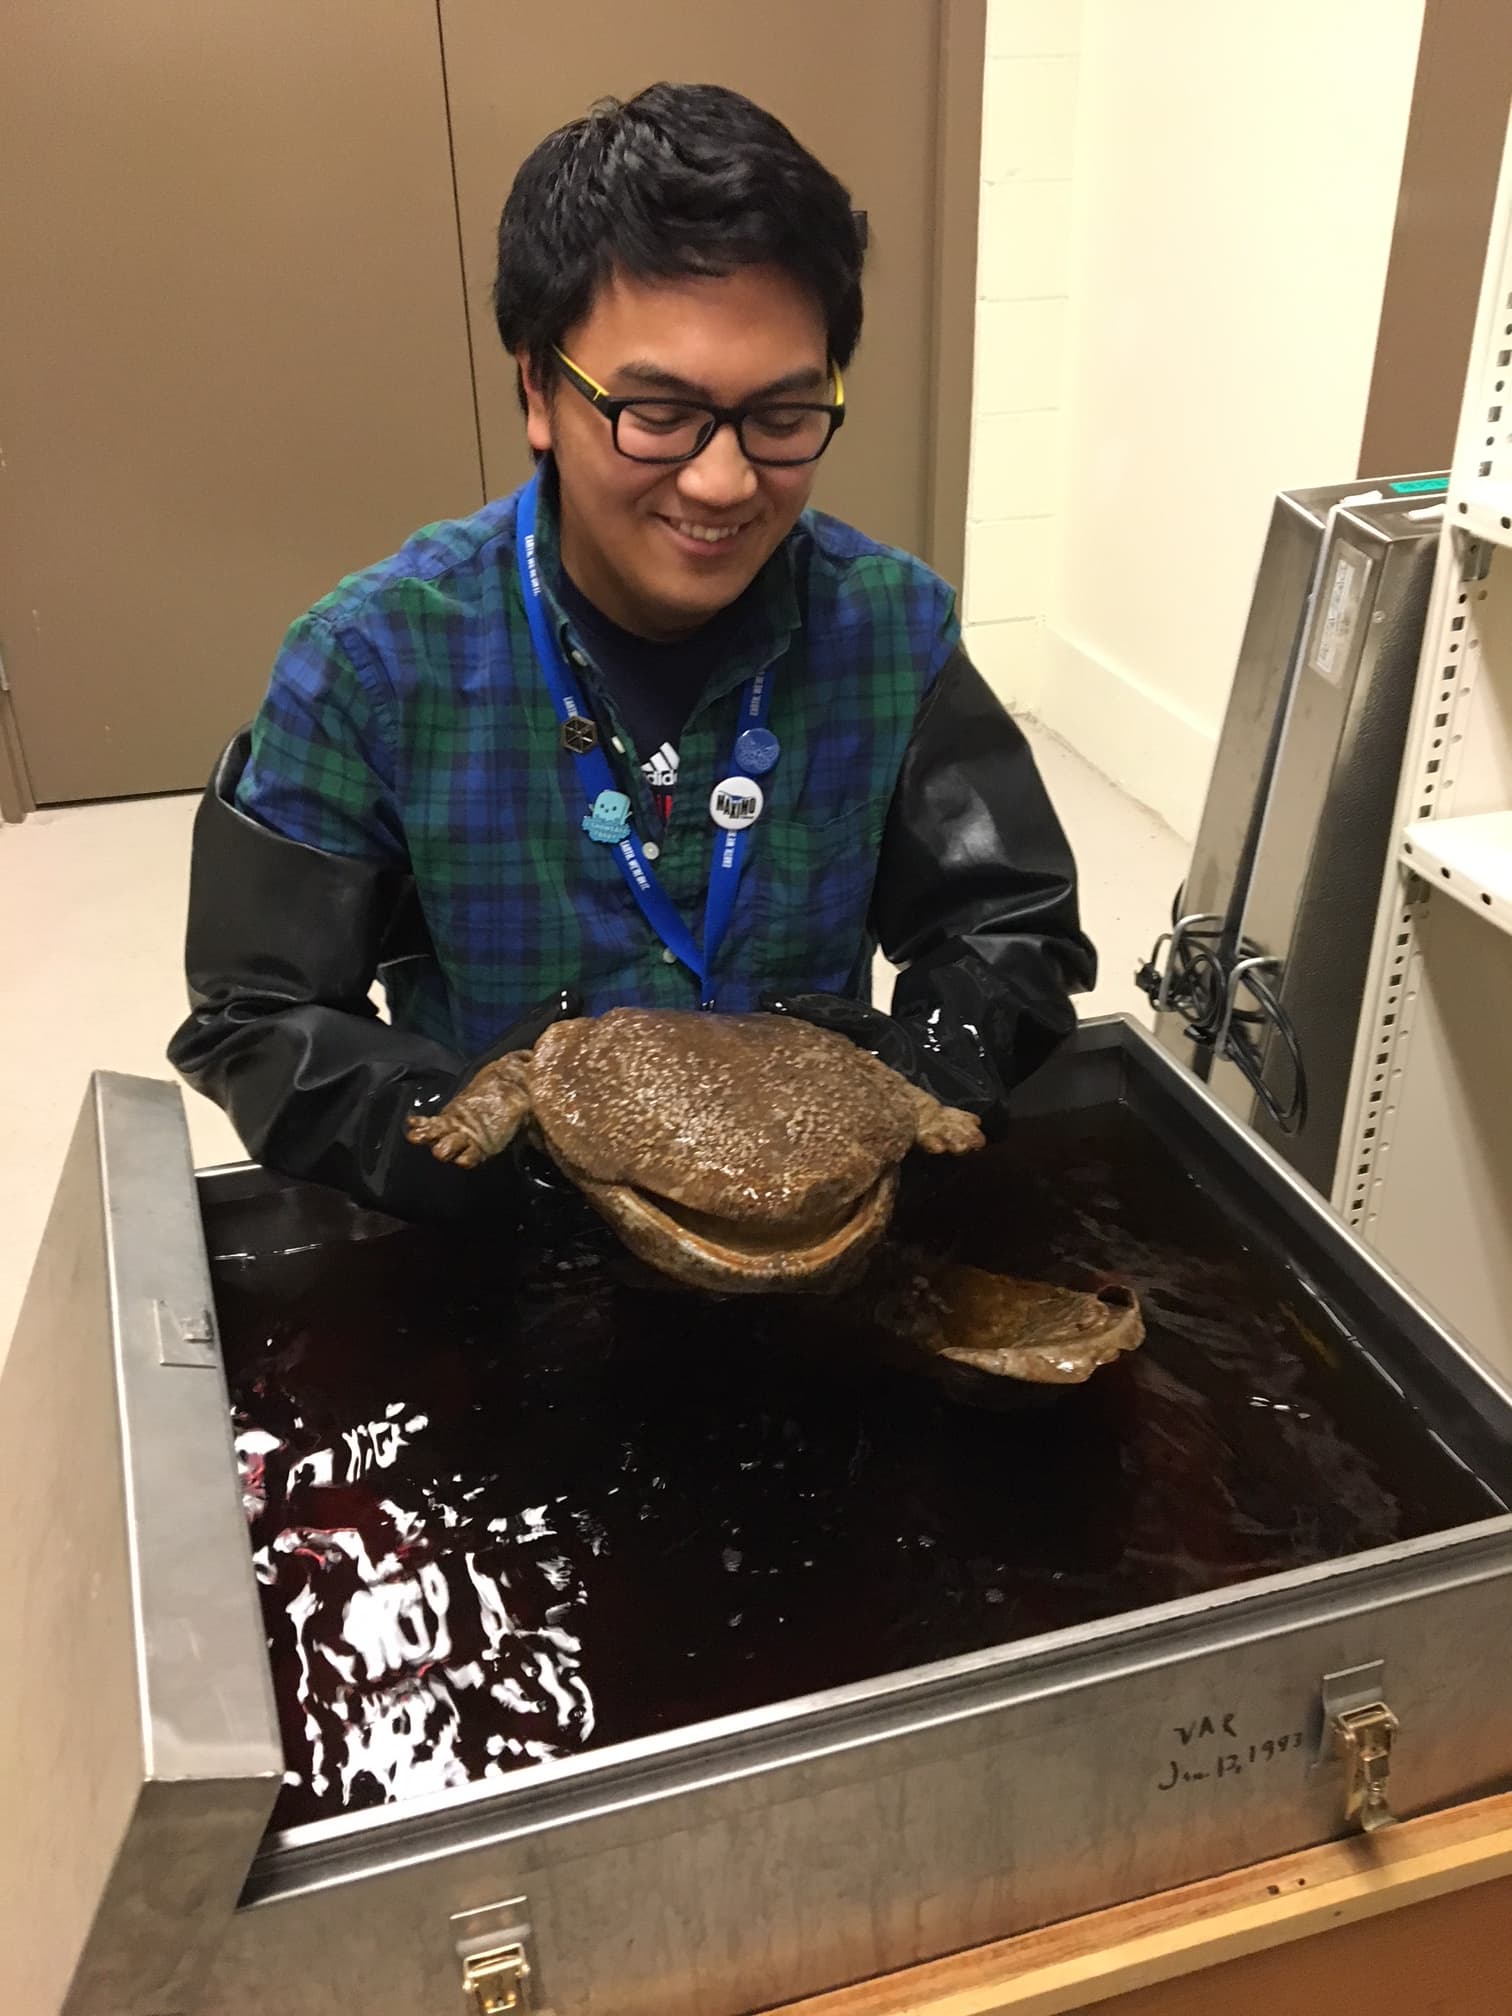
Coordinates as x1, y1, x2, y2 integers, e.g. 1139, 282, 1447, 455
709, 775, 764, 831
733, 726, 780, 777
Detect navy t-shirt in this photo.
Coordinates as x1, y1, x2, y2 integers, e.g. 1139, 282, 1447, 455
560, 570, 749, 823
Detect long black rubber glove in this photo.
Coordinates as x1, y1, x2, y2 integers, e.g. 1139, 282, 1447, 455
168, 733, 581, 1222
766, 646, 1095, 1130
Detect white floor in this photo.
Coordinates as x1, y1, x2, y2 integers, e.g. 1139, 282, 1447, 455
0, 721, 1187, 1363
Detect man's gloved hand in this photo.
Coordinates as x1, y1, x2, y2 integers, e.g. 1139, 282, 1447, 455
761, 968, 1020, 1131
450, 988, 584, 1096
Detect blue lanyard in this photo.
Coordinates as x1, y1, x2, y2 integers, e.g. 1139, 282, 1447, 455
516, 472, 773, 1009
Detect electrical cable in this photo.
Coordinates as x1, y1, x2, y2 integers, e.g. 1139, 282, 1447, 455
1223, 966, 1308, 1135
1137, 886, 1308, 1134
1135, 887, 1226, 1045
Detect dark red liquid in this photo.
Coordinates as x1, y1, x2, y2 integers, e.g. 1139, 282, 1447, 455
212, 1106, 1500, 1835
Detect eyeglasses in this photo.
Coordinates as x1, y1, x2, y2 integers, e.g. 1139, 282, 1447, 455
551, 346, 846, 466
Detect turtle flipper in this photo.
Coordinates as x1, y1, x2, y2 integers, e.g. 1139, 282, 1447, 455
894, 1261, 1144, 1384
404, 1053, 532, 1168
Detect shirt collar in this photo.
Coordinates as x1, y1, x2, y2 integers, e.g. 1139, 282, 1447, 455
524, 458, 801, 705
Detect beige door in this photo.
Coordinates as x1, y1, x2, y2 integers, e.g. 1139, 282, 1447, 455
440, 0, 981, 567
0, 1, 980, 809
0, 1, 484, 805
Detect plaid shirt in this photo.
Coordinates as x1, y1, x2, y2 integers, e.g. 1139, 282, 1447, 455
239, 472, 959, 1056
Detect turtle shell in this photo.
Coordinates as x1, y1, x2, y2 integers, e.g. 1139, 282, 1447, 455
526, 1007, 919, 1228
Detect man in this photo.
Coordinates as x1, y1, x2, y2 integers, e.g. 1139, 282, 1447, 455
170, 82, 1095, 1222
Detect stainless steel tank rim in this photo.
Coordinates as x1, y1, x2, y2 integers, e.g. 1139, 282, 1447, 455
245, 1510, 1512, 1906
101, 1112, 174, 1773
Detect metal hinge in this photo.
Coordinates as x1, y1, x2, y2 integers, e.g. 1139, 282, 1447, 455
461, 1941, 532, 2014
153, 1299, 219, 1368
1333, 1700, 1399, 1834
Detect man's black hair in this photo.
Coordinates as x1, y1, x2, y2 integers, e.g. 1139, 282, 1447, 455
494, 82, 864, 408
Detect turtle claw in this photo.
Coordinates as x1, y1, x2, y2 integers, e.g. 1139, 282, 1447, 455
404, 1054, 534, 1167
916, 1104, 985, 1155
404, 1114, 483, 1167
436, 1129, 487, 1169
906, 1083, 986, 1156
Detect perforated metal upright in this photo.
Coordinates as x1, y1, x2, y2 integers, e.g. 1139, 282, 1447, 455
1338, 105, 1512, 1383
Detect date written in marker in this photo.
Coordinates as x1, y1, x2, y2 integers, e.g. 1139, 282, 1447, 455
1156, 1711, 1306, 1792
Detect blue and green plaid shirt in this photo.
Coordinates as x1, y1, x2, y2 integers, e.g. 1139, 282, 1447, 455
239, 471, 959, 1055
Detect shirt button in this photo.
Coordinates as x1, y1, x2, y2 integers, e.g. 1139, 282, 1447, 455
662, 947, 677, 964
642, 840, 660, 861
568, 648, 588, 668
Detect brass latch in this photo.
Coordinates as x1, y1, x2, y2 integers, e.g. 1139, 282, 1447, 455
1332, 1700, 1399, 1833
462, 1940, 532, 2014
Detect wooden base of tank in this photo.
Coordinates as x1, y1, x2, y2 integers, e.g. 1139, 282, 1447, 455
773, 1788, 1512, 2016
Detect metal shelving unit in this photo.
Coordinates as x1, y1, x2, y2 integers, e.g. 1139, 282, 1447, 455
1337, 107, 1512, 1381
1454, 475, 1512, 547
1400, 812, 1512, 930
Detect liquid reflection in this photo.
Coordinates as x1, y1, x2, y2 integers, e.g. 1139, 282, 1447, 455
233, 1401, 594, 1820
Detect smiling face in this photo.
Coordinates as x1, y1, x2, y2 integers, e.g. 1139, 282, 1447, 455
519, 264, 831, 640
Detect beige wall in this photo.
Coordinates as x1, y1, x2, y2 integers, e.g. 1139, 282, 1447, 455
965, 0, 1425, 840
962, 0, 1080, 708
